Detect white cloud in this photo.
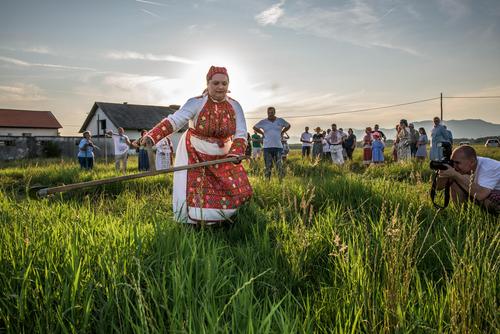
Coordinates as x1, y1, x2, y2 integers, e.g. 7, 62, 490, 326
0, 83, 47, 102
24, 46, 54, 54
369, 41, 423, 57
254, 0, 423, 57
0, 56, 96, 71
0, 46, 55, 55
255, 1, 285, 26
140, 8, 160, 18
105, 51, 198, 65
135, 0, 168, 6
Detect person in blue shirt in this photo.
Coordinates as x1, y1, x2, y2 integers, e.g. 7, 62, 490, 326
430, 116, 450, 161
253, 107, 291, 180
78, 131, 95, 170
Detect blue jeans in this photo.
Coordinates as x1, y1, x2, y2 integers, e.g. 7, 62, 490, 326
301, 146, 311, 157
410, 143, 417, 157
78, 157, 93, 170
263, 147, 284, 179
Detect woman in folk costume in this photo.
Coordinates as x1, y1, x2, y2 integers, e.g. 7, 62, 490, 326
144, 66, 253, 224
396, 119, 411, 161
154, 136, 174, 170
362, 127, 373, 166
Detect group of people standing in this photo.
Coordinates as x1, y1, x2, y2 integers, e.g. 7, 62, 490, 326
298, 125, 357, 164
77, 127, 173, 173
247, 115, 454, 174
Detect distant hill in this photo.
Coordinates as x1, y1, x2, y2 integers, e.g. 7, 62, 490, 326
354, 119, 500, 140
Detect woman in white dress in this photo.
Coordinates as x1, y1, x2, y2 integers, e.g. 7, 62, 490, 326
143, 66, 252, 224
154, 137, 173, 170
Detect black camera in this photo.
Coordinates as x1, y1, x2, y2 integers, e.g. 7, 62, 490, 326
429, 142, 453, 170
429, 141, 453, 209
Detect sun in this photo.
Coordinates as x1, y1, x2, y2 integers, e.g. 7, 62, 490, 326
179, 50, 266, 114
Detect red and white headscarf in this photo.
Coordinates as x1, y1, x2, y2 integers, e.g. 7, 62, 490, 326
206, 66, 229, 82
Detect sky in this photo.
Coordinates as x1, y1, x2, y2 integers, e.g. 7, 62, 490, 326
1, 0, 500, 139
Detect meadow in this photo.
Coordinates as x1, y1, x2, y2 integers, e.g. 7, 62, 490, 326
0, 146, 498, 333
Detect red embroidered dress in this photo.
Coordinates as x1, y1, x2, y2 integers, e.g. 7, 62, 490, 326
147, 94, 252, 224
363, 133, 373, 165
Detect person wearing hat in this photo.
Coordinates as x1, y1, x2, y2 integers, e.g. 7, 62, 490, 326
141, 66, 252, 225
397, 119, 411, 161
312, 126, 323, 159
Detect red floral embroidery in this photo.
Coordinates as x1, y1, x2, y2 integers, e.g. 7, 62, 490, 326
228, 137, 247, 156
185, 99, 252, 214
147, 118, 174, 144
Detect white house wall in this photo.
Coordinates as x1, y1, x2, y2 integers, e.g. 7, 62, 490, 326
84, 107, 115, 136
0, 127, 59, 136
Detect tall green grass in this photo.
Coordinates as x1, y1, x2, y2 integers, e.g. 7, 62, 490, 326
0, 148, 498, 333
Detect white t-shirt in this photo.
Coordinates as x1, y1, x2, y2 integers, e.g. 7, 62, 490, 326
112, 134, 130, 155
300, 132, 313, 147
327, 130, 343, 145
475, 157, 500, 190
254, 118, 290, 148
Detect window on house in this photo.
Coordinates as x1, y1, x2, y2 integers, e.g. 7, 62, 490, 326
22, 133, 32, 137
100, 120, 107, 134
0, 140, 16, 146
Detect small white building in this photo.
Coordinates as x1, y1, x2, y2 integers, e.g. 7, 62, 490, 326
0, 109, 62, 136
80, 102, 185, 150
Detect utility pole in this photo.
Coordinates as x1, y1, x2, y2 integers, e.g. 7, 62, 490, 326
440, 92, 443, 121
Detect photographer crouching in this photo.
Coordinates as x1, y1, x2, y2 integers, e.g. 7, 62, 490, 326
432, 145, 500, 215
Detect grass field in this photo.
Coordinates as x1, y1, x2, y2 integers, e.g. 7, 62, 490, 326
0, 146, 499, 333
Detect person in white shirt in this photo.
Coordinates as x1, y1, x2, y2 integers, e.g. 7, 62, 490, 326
253, 107, 291, 179
107, 127, 131, 174
438, 145, 500, 214
327, 123, 344, 165
300, 127, 313, 158
154, 137, 174, 170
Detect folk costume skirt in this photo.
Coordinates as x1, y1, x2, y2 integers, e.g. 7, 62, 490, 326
172, 129, 252, 224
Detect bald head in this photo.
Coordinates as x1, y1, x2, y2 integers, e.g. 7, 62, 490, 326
451, 145, 478, 174
452, 145, 477, 161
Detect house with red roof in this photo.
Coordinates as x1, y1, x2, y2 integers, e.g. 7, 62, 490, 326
0, 108, 62, 136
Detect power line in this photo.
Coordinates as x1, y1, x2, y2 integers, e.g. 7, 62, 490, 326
443, 95, 500, 99
245, 97, 440, 120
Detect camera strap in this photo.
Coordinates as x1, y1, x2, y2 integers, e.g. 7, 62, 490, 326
430, 172, 450, 210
